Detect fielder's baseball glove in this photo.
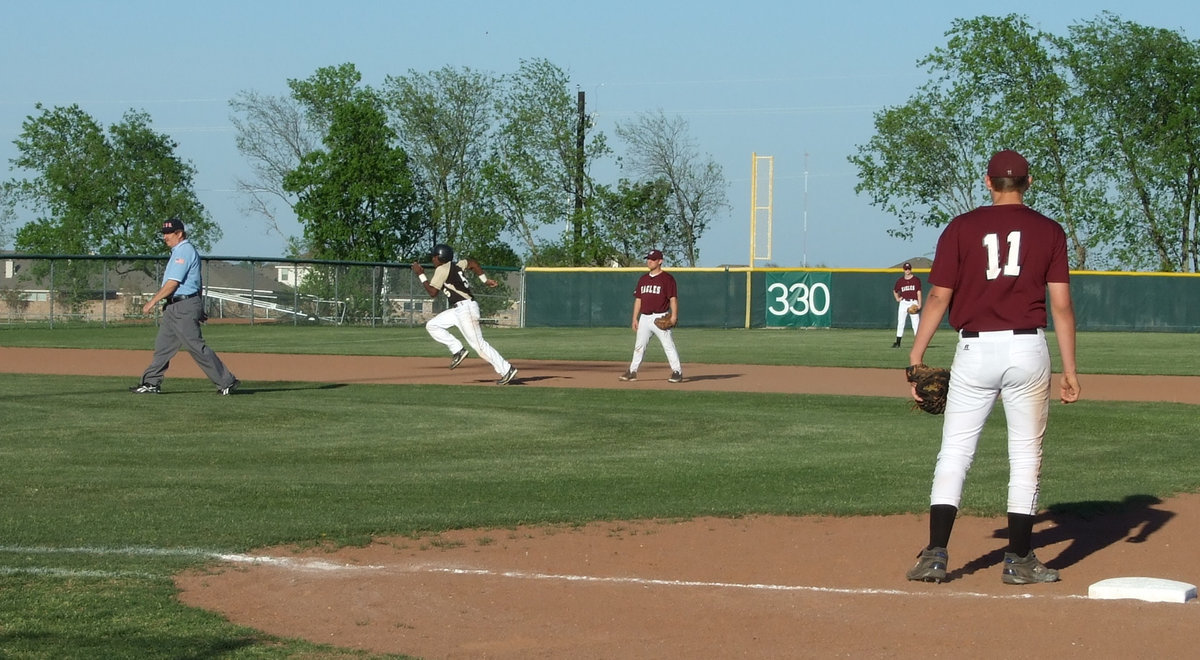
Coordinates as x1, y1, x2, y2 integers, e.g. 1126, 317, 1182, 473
654, 315, 676, 330
907, 304, 920, 315
906, 364, 950, 415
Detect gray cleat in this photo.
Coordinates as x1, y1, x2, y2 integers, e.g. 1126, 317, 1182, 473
1001, 551, 1059, 585
906, 546, 948, 583
497, 366, 519, 385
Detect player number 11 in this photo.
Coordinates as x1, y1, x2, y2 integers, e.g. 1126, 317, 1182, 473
983, 231, 1022, 280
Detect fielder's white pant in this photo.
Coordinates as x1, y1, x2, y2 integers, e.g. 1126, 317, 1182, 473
629, 312, 682, 373
930, 329, 1051, 515
896, 300, 920, 336
426, 299, 511, 376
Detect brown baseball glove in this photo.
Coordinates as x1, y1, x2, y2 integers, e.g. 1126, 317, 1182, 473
907, 304, 920, 315
906, 364, 950, 415
654, 315, 676, 330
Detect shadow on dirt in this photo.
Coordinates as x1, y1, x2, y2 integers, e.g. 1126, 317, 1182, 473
951, 494, 1174, 579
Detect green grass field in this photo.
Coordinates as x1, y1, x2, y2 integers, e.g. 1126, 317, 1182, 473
1, 326, 1198, 658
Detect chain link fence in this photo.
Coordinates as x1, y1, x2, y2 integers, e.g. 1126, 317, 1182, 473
0, 255, 524, 328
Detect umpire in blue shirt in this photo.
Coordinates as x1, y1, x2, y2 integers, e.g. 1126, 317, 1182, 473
130, 217, 240, 395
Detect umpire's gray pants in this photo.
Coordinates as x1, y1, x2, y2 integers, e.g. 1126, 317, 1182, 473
141, 296, 236, 389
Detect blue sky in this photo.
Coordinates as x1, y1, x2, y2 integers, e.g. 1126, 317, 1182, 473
3, 1, 1198, 267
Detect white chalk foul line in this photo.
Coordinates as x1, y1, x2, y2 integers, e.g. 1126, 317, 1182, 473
0, 547, 1087, 601
0, 545, 227, 581
213, 553, 387, 572
216, 553, 1086, 601
0, 566, 158, 580
0, 545, 221, 558
422, 566, 1086, 601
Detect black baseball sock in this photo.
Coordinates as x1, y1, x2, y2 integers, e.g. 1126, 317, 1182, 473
1007, 513, 1035, 557
928, 504, 957, 549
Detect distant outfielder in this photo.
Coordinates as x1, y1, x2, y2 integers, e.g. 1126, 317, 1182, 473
619, 249, 682, 383
892, 262, 921, 348
412, 244, 518, 386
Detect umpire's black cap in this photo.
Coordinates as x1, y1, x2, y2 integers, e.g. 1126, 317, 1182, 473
161, 217, 185, 234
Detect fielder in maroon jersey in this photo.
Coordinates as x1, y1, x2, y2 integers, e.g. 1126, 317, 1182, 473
892, 262, 922, 348
904, 150, 1080, 585
619, 249, 683, 383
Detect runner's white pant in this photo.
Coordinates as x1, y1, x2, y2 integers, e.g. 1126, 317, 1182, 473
930, 330, 1050, 515
896, 300, 920, 336
629, 312, 682, 373
426, 299, 511, 376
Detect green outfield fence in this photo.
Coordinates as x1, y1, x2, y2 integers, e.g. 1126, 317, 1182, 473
523, 267, 1200, 332
2, 255, 1196, 332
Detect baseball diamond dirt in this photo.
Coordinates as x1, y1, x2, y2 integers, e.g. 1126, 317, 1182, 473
3, 347, 1198, 658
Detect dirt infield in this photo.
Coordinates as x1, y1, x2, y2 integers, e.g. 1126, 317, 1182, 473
3, 347, 1198, 658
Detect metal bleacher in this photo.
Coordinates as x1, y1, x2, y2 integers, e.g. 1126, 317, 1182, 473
204, 288, 346, 324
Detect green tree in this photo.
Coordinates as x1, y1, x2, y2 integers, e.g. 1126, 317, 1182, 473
850, 13, 1200, 272
283, 91, 427, 263
850, 15, 1098, 266
7, 104, 217, 256
847, 89, 984, 241
919, 14, 1099, 268
486, 58, 609, 265
229, 64, 365, 255
591, 178, 674, 266
1068, 13, 1200, 271
615, 110, 727, 266
383, 66, 508, 260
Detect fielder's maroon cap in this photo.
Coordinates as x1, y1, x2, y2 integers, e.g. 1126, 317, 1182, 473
987, 150, 1029, 178
161, 217, 185, 234
644, 249, 664, 260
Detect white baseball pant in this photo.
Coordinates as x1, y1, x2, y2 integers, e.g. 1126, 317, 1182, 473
426, 299, 511, 376
629, 312, 681, 373
896, 300, 920, 336
930, 329, 1050, 515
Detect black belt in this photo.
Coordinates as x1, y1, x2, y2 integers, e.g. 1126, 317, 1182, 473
166, 292, 201, 304
960, 328, 1038, 338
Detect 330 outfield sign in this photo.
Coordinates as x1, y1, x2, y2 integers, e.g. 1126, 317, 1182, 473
765, 272, 831, 327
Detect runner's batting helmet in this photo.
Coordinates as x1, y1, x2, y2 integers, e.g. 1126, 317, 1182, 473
431, 244, 454, 263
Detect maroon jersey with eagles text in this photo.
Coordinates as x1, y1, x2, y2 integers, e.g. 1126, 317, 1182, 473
894, 274, 921, 302
633, 271, 677, 314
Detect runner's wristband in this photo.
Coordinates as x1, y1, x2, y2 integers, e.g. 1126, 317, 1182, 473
418, 273, 428, 283
479, 273, 489, 283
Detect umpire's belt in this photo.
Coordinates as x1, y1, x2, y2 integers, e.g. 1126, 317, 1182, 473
960, 328, 1038, 338
166, 292, 201, 304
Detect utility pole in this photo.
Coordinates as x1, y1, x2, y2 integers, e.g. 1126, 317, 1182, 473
574, 90, 586, 246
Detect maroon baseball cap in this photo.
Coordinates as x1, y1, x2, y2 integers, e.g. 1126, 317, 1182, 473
161, 217, 185, 234
644, 249, 664, 261
987, 150, 1029, 178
